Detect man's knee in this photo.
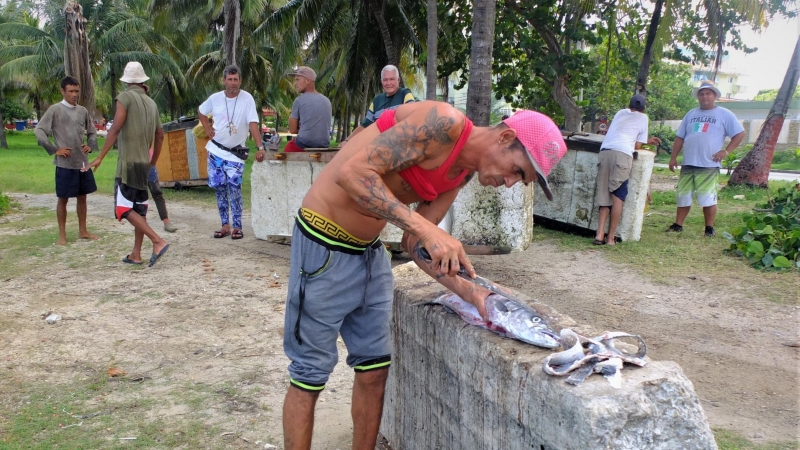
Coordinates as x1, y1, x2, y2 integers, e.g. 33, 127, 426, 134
76, 195, 87, 203
355, 367, 389, 387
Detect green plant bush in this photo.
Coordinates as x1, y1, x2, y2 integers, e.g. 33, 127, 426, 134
723, 183, 800, 270
648, 123, 676, 155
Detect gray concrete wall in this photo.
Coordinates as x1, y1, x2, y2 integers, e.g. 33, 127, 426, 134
381, 263, 718, 450
250, 159, 327, 240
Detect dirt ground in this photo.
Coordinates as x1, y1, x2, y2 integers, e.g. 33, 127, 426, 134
0, 191, 798, 449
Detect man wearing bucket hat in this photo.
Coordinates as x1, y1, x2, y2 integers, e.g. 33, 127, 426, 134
281, 101, 566, 450
667, 80, 744, 237
85, 61, 169, 267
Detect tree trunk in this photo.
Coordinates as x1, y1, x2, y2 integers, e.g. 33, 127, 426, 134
223, 0, 241, 67
729, 35, 800, 187
33, 94, 44, 125
635, 0, 664, 96
0, 89, 7, 149
360, 76, 371, 129
368, 0, 397, 66
442, 75, 449, 103
426, 0, 438, 100
110, 65, 118, 119
63, 1, 95, 116
465, 0, 496, 126
552, 77, 582, 131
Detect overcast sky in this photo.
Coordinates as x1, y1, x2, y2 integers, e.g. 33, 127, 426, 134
726, 15, 800, 97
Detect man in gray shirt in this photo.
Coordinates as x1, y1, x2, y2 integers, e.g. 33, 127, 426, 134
35, 76, 98, 245
286, 66, 332, 152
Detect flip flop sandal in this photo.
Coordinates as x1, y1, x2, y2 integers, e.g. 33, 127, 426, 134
231, 230, 244, 240
148, 244, 170, 268
214, 229, 231, 238
122, 255, 143, 265
592, 239, 605, 245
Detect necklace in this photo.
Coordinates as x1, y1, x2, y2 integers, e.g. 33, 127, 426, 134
225, 92, 239, 135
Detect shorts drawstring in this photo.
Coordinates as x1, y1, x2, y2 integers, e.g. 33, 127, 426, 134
295, 270, 310, 345
362, 249, 373, 314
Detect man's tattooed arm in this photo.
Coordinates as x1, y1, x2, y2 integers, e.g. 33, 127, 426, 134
356, 174, 414, 229
341, 105, 460, 232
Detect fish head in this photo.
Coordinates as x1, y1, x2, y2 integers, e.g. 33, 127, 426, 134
517, 323, 561, 349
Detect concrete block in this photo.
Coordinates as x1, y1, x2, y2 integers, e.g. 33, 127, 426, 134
250, 160, 325, 240
450, 180, 533, 251
534, 143, 654, 242
381, 263, 718, 450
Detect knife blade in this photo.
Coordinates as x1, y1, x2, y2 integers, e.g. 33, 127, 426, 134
417, 247, 525, 304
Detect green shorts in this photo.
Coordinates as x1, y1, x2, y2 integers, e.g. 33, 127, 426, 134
677, 166, 719, 207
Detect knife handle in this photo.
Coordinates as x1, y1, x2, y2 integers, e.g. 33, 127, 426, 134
417, 247, 468, 276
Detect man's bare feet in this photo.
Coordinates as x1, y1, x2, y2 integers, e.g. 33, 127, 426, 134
56, 237, 68, 246
79, 232, 99, 240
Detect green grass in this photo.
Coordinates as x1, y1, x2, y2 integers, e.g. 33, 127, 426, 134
714, 428, 799, 450
0, 191, 9, 216
0, 132, 341, 211
0, 132, 118, 195
535, 178, 799, 304
0, 376, 227, 449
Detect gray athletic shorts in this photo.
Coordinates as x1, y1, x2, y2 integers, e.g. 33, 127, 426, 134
283, 209, 393, 392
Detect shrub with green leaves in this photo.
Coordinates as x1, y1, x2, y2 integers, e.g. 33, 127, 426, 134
723, 184, 800, 270
648, 123, 676, 155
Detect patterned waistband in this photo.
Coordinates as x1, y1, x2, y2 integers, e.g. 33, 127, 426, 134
296, 208, 381, 254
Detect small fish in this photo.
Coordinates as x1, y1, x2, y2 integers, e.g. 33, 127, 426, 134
425, 293, 561, 349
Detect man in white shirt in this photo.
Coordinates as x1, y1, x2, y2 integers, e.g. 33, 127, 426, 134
593, 94, 660, 245
667, 81, 744, 237
198, 65, 265, 240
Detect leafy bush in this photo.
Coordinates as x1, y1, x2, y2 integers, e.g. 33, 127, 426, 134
648, 123, 676, 155
723, 184, 800, 270
0, 190, 10, 216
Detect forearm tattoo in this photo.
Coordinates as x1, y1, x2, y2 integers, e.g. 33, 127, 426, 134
357, 174, 413, 229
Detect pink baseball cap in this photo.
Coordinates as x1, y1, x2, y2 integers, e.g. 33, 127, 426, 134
503, 111, 567, 201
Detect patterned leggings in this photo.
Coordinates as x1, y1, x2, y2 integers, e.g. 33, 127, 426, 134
208, 152, 244, 230
215, 184, 243, 229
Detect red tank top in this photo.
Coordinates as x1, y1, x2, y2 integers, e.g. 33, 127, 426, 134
375, 109, 472, 201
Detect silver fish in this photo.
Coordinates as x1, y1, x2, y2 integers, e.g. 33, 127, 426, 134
428, 293, 561, 349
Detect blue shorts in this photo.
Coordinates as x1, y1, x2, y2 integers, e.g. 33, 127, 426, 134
283, 209, 393, 392
55, 167, 97, 199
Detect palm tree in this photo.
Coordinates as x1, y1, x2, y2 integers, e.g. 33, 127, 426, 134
63, 1, 95, 113
729, 35, 800, 187
425, 0, 437, 101
0, 0, 184, 120
466, 0, 496, 126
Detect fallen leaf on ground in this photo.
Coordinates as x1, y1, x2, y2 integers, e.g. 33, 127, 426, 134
108, 367, 126, 377
245, 273, 253, 277
204, 268, 215, 272
268, 281, 281, 288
